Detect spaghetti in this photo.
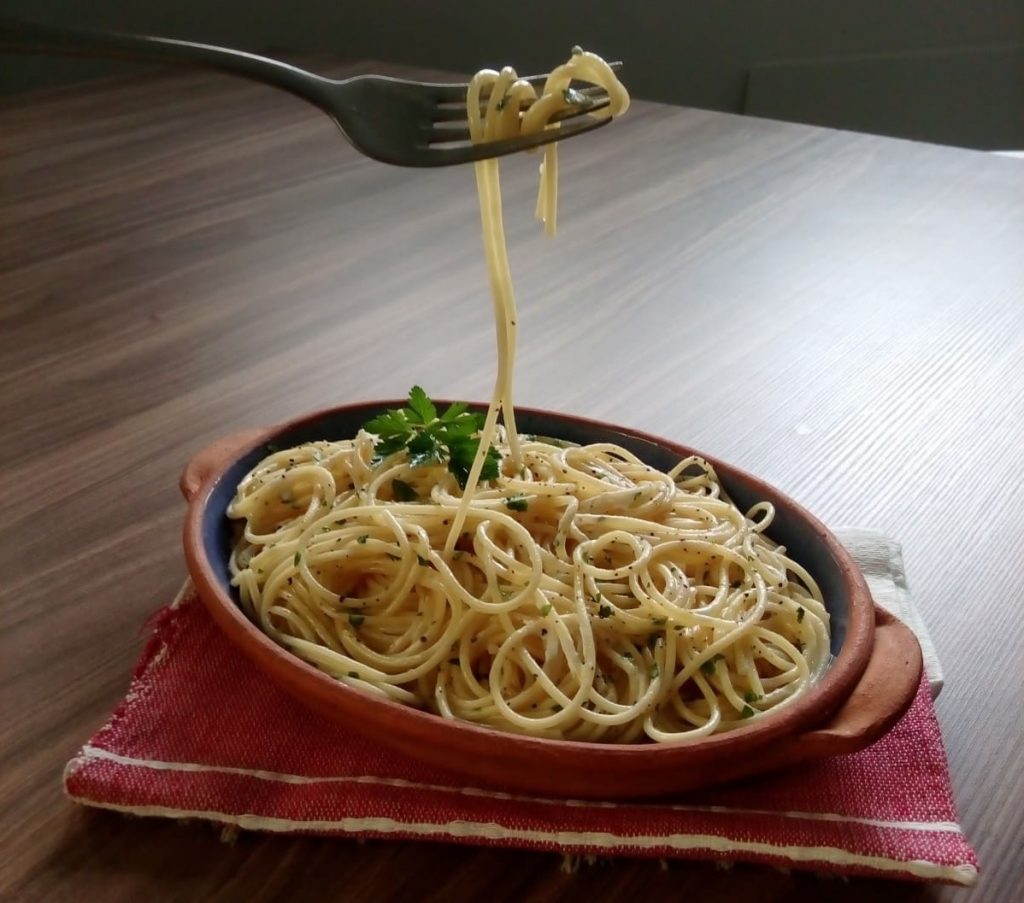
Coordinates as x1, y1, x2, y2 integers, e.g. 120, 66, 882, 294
227, 50, 830, 742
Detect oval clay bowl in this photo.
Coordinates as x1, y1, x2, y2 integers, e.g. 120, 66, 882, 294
182, 402, 922, 800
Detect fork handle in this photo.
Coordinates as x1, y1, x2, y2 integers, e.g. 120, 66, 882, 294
0, 18, 330, 105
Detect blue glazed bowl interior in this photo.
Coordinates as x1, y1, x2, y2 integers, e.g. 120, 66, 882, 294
201, 405, 848, 659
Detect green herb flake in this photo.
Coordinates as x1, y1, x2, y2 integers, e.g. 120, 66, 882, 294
347, 671, 359, 679
552, 704, 563, 712
449, 439, 501, 487
293, 551, 302, 567
439, 401, 469, 422
540, 603, 553, 616
700, 653, 725, 676
417, 554, 430, 567
362, 388, 502, 489
741, 705, 755, 719
505, 495, 529, 512
364, 408, 412, 439
406, 385, 436, 424
349, 613, 365, 628
357, 534, 368, 544
743, 691, 762, 704
649, 663, 660, 679
407, 430, 444, 468
797, 606, 806, 623
598, 604, 613, 619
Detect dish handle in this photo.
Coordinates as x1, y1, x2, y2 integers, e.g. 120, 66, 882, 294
180, 428, 272, 502
771, 606, 923, 766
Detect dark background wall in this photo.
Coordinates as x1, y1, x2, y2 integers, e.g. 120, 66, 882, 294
2, 1, 1022, 149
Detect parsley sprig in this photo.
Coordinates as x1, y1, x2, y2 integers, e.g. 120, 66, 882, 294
363, 386, 501, 489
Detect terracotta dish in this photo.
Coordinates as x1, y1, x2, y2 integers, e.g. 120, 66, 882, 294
181, 402, 922, 799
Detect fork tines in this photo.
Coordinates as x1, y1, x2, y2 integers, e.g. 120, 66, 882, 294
428, 87, 612, 147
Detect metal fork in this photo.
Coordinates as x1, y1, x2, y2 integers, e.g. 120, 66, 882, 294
0, 18, 617, 167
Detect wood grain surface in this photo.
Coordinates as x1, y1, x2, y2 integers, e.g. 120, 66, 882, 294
2, 61, 1023, 902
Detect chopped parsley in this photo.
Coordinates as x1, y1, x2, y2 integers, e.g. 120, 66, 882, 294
649, 663, 660, 679
700, 653, 725, 676
540, 603, 553, 616
357, 534, 368, 544
797, 606, 806, 623
349, 613, 365, 628
293, 551, 302, 567
505, 495, 529, 512
363, 387, 500, 488
597, 604, 613, 619
743, 691, 762, 704
741, 705, 755, 719
347, 671, 359, 679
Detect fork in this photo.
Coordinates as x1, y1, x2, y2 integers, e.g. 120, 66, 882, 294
0, 18, 617, 167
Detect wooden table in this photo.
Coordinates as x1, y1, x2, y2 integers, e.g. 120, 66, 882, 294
2, 62, 1022, 902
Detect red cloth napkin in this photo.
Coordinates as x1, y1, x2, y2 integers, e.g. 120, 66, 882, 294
65, 586, 978, 885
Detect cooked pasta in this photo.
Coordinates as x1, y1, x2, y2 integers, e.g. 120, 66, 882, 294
228, 430, 829, 741
452, 48, 630, 545
226, 49, 831, 742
